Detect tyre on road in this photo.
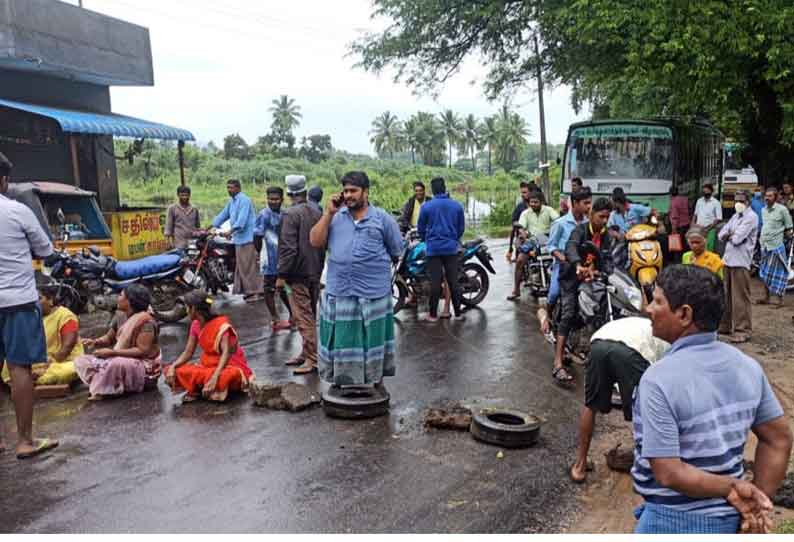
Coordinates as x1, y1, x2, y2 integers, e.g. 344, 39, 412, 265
459, 262, 490, 307
322, 385, 390, 419
469, 408, 542, 448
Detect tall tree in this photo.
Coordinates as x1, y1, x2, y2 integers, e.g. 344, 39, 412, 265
351, 0, 794, 182
370, 111, 403, 159
479, 116, 500, 176
413, 112, 445, 166
498, 110, 531, 172
269, 95, 302, 156
458, 114, 481, 171
438, 110, 463, 168
223, 133, 249, 160
402, 117, 420, 164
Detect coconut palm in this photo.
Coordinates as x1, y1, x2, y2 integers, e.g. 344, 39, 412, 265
459, 114, 481, 171
370, 111, 403, 159
498, 112, 531, 172
438, 109, 463, 168
402, 117, 420, 164
479, 116, 500, 176
269, 95, 302, 136
413, 112, 445, 167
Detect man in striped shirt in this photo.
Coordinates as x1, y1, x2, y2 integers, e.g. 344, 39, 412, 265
633, 264, 792, 533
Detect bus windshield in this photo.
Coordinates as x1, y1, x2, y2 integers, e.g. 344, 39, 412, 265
565, 124, 674, 181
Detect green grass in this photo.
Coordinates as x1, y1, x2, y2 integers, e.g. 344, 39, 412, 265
118, 151, 564, 239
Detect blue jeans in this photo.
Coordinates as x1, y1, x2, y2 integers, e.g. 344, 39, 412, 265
548, 262, 561, 306
634, 503, 740, 534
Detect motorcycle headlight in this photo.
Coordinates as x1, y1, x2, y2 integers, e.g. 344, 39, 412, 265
41, 266, 52, 277
624, 285, 643, 312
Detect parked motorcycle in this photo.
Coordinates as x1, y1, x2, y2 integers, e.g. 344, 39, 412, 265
392, 230, 496, 313
42, 244, 193, 323
183, 230, 236, 294
549, 241, 644, 363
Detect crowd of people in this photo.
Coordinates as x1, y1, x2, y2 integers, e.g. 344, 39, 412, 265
503, 175, 794, 532
2, 143, 794, 533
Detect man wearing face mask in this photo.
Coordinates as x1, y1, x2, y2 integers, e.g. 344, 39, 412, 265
693, 184, 722, 251
718, 191, 758, 343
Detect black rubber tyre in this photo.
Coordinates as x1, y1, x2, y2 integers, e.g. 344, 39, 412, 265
470, 408, 542, 448
151, 297, 188, 323
460, 262, 490, 307
322, 385, 390, 419
392, 277, 409, 314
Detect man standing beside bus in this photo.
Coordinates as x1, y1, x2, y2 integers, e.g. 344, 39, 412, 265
693, 184, 722, 251
506, 182, 532, 262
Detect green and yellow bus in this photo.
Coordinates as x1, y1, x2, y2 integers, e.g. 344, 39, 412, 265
561, 118, 724, 212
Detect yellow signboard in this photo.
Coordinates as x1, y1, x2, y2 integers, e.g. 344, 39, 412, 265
109, 209, 168, 260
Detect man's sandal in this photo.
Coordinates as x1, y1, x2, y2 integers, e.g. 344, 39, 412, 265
16, 437, 59, 460
552, 366, 574, 387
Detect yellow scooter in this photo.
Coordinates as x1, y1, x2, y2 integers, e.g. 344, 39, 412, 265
625, 222, 662, 304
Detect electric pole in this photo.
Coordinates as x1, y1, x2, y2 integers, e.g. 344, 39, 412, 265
533, 33, 550, 199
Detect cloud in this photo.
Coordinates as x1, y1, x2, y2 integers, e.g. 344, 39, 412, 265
89, 0, 588, 152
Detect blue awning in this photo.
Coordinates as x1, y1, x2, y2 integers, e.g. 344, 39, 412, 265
0, 98, 195, 141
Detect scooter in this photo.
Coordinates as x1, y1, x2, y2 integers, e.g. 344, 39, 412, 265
392, 229, 496, 313
624, 221, 662, 304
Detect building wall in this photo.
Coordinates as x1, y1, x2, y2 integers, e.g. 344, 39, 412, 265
0, 69, 111, 111
0, 0, 153, 87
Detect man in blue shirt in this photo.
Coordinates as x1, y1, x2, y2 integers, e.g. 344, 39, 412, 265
633, 264, 791, 534
417, 177, 466, 322
212, 179, 262, 301
254, 186, 291, 332
310, 171, 403, 389
608, 188, 653, 235
545, 187, 591, 319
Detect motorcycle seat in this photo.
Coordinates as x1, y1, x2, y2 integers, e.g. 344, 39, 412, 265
113, 253, 182, 280
463, 238, 484, 249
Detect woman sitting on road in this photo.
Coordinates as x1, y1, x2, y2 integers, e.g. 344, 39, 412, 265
74, 284, 162, 400
2, 285, 82, 387
165, 290, 254, 402
682, 225, 724, 280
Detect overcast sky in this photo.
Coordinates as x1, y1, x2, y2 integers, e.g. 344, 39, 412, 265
78, 0, 589, 154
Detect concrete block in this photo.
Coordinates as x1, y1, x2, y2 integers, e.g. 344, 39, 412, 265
34, 384, 71, 399
250, 381, 320, 412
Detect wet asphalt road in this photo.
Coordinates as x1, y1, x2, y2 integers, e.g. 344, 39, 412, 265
0, 241, 586, 533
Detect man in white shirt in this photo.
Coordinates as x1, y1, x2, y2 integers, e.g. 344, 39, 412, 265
569, 316, 669, 483
693, 183, 723, 251
0, 152, 59, 459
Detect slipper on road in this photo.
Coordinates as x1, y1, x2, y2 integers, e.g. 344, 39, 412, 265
17, 437, 59, 460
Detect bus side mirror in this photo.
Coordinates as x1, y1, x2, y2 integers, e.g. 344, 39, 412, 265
556, 153, 561, 166
56, 208, 66, 225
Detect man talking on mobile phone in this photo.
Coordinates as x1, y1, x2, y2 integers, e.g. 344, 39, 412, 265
309, 171, 403, 392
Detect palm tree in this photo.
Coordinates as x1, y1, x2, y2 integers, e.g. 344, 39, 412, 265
498, 112, 531, 172
460, 114, 481, 171
413, 112, 445, 166
402, 117, 420, 164
438, 110, 462, 168
479, 116, 500, 176
268, 95, 302, 136
370, 111, 403, 159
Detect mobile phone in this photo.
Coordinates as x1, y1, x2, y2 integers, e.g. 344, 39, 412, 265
332, 192, 344, 209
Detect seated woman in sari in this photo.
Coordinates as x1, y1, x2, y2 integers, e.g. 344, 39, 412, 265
165, 290, 254, 402
74, 284, 162, 400
682, 225, 725, 279
2, 285, 82, 386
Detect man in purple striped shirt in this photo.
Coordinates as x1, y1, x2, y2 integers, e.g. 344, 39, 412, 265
633, 264, 791, 533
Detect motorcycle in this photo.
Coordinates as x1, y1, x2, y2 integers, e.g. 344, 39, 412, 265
392, 229, 496, 314
516, 227, 554, 298
549, 241, 644, 363
42, 240, 194, 323
183, 230, 236, 294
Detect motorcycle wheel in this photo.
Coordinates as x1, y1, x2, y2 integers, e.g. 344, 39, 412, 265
460, 262, 490, 307
392, 277, 409, 314
150, 287, 188, 323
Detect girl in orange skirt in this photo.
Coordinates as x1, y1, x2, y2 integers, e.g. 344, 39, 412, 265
165, 290, 254, 402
